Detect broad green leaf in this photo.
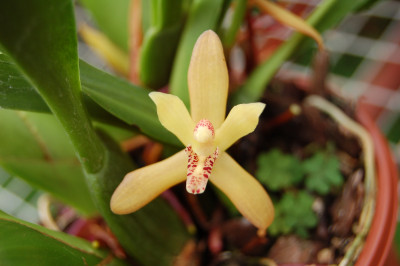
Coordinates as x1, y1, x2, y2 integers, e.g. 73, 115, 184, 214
0, 0, 104, 173
139, 0, 186, 88
0, 53, 180, 146
0, 110, 96, 215
86, 131, 190, 266
169, 0, 228, 106
94, 121, 138, 143
79, 0, 130, 52
233, 0, 380, 104
0, 53, 49, 113
0, 211, 125, 265
0, 2, 191, 263
80, 61, 181, 146
0, 53, 125, 129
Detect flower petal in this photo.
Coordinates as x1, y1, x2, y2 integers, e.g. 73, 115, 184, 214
149, 92, 195, 146
111, 150, 187, 214
215, 103, 265, 151
188, 30, 229, 128
210, 153, 274, 235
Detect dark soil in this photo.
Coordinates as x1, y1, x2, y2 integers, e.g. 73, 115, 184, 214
201, 77, 366, 265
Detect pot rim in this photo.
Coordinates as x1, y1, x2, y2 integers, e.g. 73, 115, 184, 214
354, 101, 398, 266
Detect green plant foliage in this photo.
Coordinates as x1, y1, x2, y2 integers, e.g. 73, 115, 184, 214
139, 0, 187, 88
257, 146, 344, 238
303, 150, 343, 195
268, 191, 318, 238
0, 53, 49, 113
256, 149, 304, 191
0, 53, 180, 147
387, 115, 400, 143
220, 0, 247, 48
394, 222, 400, 255
0, 1, 191, 264
79, 0, 130, 52
0, 210, 126, 266
0, 0, 104, 174
0, 110, 95, 215
80, 61, 181, 146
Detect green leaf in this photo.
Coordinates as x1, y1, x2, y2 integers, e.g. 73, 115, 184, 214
79, 0, 130, 52
303, 150, 344, 195
256, 149, 304, 191
0, 53, 49, 113
0, 54, 176, 146
394, 222, 400, 256
268, 191, 318, 238
387, 115, 400, 143
80, 61, 181, 146
0, 54, 179, 146
312, 0, 383, 33
0, 110, 96, 215
139, 0, 186, 89
220, 0, 247, 48
0, 2, 191, 264
0, 53, 125, 129
169, 0, 228, 106
0, 0, 104, 174
86, 131, 190, 266
0, 211, 126, 265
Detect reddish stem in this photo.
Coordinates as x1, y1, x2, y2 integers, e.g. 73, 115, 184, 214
161, 190, 196, 234
263, 103, 301, 130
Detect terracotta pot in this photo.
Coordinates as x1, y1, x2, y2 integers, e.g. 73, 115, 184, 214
355, 101, 398, 266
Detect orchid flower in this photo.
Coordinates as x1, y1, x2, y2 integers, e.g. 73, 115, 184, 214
111, 30, 274, 235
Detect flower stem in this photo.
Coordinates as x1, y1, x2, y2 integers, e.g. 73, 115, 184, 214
304, 95, 376, 265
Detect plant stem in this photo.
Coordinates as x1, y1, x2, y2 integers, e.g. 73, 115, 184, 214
304, 95, 376, 265
221, 0, 247, 48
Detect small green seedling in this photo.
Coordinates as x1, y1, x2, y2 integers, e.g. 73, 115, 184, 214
256, 149, 304, 191
268, 191, 318, 238
303, 147, 343, 195
256, 144, 344, 238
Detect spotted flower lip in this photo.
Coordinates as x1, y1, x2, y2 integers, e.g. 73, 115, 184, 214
111, 30, 274, 235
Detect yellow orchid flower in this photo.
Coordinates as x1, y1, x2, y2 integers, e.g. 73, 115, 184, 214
111, 30, 274, 235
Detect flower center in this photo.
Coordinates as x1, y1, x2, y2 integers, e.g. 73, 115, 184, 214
184, 119, 219, 194
193, 119, 215, 143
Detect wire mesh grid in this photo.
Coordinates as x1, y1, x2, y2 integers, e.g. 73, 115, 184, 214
0, 167, 40, 223
285, 0, 400, 135
279, 0, 400, 171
